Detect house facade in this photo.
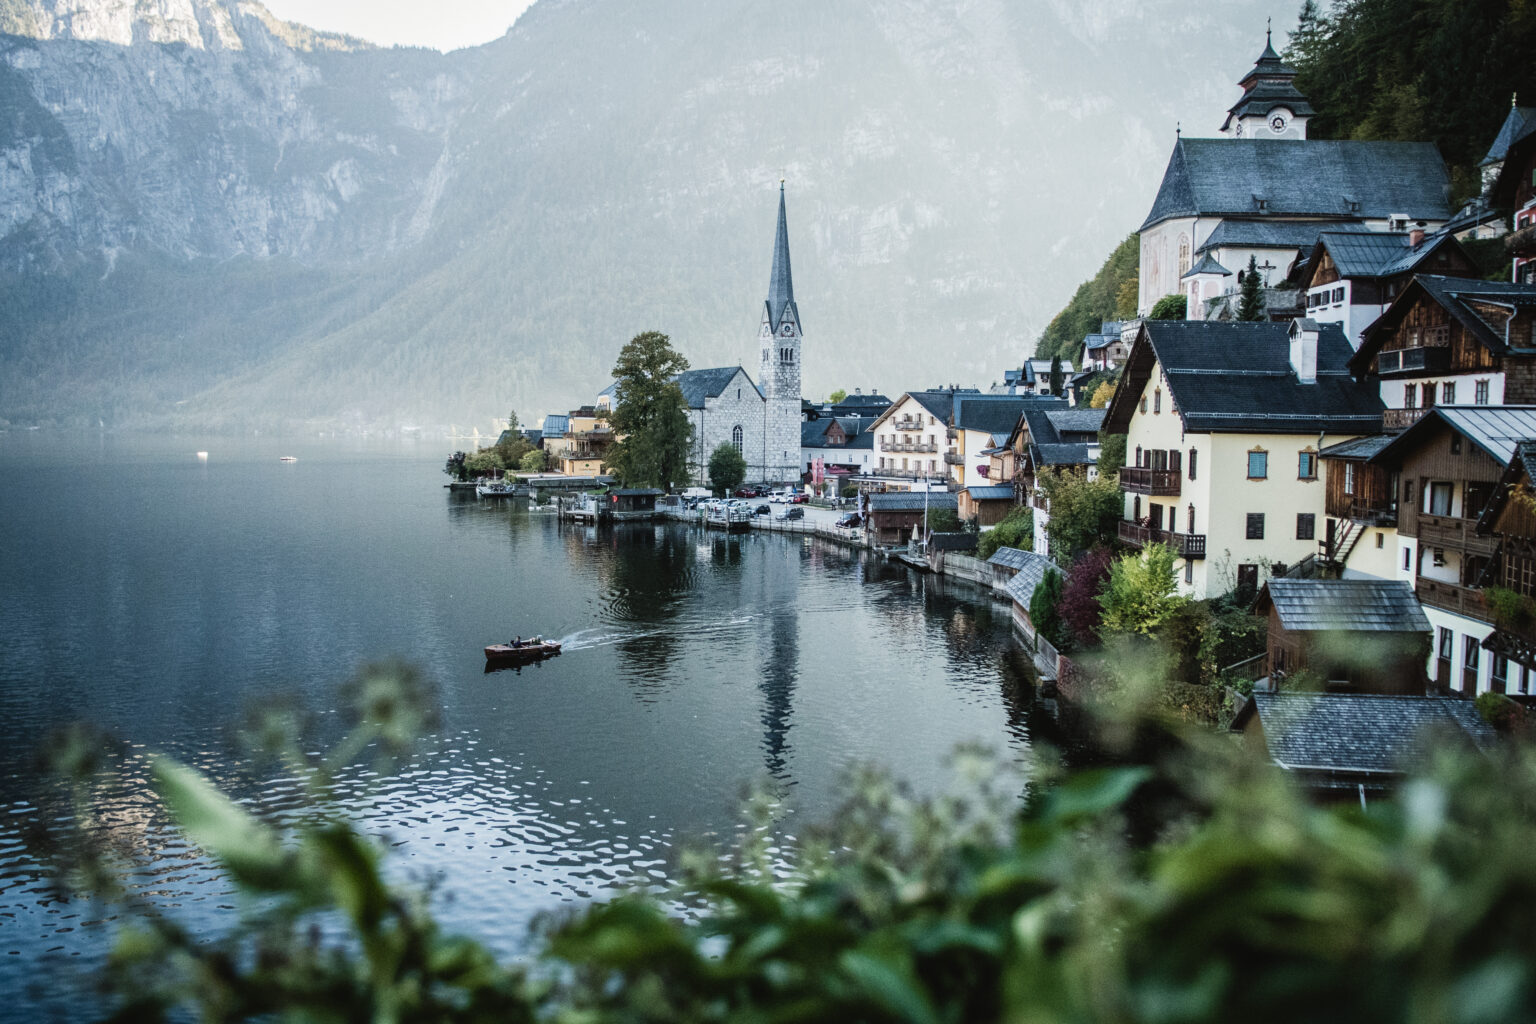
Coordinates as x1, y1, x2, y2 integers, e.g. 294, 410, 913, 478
1104, 320, 1382, 600
867, 391, 953, 487
1484, 103, 1536, 284
1300, 231, 1478, 350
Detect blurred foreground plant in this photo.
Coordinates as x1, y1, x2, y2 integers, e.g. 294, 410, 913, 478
43, 663, 1536, 1023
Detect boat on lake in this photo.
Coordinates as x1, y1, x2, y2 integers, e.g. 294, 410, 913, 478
279, 456, 297, 462
484, 637, 562, 663
476, 481, 527, 498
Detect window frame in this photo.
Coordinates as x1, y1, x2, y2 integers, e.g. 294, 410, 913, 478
1247, 449, 1268, 480
1246, 513, 1265, 540
1296, 512, 1315, 540
1297, 450, 1317, 480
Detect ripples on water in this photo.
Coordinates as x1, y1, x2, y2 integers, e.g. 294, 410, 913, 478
0, 436, 1038, 1020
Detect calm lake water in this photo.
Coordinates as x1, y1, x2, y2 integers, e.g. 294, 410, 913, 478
0, 433, 1039, 1020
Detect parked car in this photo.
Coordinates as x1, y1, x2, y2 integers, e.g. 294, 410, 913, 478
790, 493, 808, 504
753, 504, 771, 517
835, 512, 862, 529
775, 506, 805, 521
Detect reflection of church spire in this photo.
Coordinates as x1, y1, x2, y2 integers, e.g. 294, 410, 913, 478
758, 606, 797, 780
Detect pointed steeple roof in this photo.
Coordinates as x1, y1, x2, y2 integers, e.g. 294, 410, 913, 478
1479, 101, 1536, 167
1222, 26, 1313, 131
765, 181, 799, 332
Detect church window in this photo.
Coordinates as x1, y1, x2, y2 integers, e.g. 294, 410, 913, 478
732, 426, 743, 453
1177, 235, 1190, 279
737, 388, 741, 400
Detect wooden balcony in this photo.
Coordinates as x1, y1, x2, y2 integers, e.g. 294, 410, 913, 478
1375, 341, 1450, 377
1119, 466, 1182, 496
1384, 407, 1427, 431
1418, 515, 1500, 557
1326, 497, 1398, 526
1414, 576, 1491, 622
1118, 520, 1207, 559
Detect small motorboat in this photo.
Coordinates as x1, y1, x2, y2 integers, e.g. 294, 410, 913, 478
484, 637, 562, 663
476, 481, 525, 497
279, 456, 298, 462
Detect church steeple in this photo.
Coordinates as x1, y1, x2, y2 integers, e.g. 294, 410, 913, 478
765, 180, 799, 332
1220, 26, 1315, 139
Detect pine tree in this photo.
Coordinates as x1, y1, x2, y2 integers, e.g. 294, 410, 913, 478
1049, 356, 1063, 396
1237, 255, 1266, 321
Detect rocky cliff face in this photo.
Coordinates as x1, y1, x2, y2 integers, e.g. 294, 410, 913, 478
0, 0, 1272, 431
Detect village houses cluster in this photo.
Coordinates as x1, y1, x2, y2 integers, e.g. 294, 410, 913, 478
506, 35, 1536, 785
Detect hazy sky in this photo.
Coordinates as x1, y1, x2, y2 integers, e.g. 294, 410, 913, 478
259, 0, 537, 50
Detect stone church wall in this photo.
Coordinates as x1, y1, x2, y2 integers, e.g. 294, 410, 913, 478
689, 369, 771, 484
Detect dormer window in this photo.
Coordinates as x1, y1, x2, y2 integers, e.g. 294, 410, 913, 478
1253, 195, 1269, 212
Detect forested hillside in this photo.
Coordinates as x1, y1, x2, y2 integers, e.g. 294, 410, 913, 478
1032, 0, 1536, 362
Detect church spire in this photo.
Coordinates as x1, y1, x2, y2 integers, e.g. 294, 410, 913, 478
766, 180, 796, 331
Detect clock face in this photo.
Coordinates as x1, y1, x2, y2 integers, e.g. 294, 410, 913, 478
1269, 114, 1287, 133
781, 324, 793, 336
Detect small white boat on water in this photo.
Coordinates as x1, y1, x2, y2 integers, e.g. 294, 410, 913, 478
476, 481, 525, 497
279, 456, 298, 462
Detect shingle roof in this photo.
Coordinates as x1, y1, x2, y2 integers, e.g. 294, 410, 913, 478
1197, 219, 1365, 255
674, 367, 759, 408
1044, 408, 1106, 436
868, 492, 959, 512
1261, 579, 1430, 633
835, 393, 893, 408
1311, 230, 1458, 279
987, 546, 1035, 571
956, 397, 1030, 435
1480, 105, 1536, 166
1370, 406, 1536, 468
1140, 139, 1451, 231
1105, 321, 1384, 435
1243, 692, 1495, 776
1352, 277, 1536, 374
1182, 252, 1233, 279
1035, 443, 1095, 466
1319, 433, 1393, 460
965, 485, 1015, 501
1003, 551, 1061, 607
928, 532, 977, 551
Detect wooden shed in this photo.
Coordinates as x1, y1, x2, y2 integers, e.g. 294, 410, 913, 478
1256, 578, 1431, 694
867, 492, 958, 546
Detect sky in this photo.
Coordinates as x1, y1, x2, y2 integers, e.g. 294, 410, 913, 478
259, 0, 537, 51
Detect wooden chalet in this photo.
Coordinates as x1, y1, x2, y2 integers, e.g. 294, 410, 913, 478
1473, 441, 1536, 693
1483, 103, 1536, 285
866, 492, 958, 547
1255, 578, 1430, 694
958, 485, 1016, 527
1300, 230, 1477, 350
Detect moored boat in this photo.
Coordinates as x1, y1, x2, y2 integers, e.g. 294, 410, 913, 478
476, 481, 526, 497
484, 637, 562, 663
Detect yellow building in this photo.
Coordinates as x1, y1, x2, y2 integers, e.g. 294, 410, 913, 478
1103, 319, 1384, 599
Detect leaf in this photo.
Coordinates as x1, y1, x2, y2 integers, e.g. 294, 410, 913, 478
1030, 767, 1150, 825
838, 948, 941, 1024
150, 756, 290, 889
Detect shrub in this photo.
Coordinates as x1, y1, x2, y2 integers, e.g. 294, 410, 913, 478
1037, 467, 1122, 558
1030, 567, 1069, 652
1149, 293, 1186, 319
976, 504, 1032, 559
1059, 547, 1113, 648
1099, 542, 1187, 637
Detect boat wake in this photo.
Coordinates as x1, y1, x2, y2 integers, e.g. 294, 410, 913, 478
557, 612, 760, 652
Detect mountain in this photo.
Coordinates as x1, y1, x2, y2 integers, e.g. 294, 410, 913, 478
0, 0, 1276, 432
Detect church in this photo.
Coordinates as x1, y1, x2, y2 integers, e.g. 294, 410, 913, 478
663, 184, 805, 486
1137, 29, 1453, 319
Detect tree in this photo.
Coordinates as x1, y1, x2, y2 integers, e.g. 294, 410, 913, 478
1097, 432, 1127, 477
1237, 255, 1266, 321
443, 451, 467, 481
518, 449, 547, 472
926, 508, 962, 534
976, 504, 1033, 559
1029, 567, 1069, 651
1059, 547, 1115, 648
707, 442, 747, 494
1048, 355, 1063, 396
1034, 233, 1139, 362
1090, 380, 1117, 408
1037, 467, 1123, 558
505, 409, 520, 432
605, 332, 694, 489
464, 449, 505, 474
1098, 542, 1187, 637
828, 389, 847, 404
1149, 294, 1186, 320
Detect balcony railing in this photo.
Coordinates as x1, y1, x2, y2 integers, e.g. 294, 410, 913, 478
1418, 515, 1499, 557
1384, 407, 1428, 431
879, 441, 938, 453
892, 415, 924, 431
943, 451, 964, 465
871, 467, 937, 480
1376, 342, 1451, 377
1415, 576, 1491, 622
1117, 520, 1207, 559
1119, 466, 1182, 496
1327, 497, 1397, 526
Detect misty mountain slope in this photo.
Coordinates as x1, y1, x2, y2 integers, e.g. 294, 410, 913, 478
0, 0, 1275, 430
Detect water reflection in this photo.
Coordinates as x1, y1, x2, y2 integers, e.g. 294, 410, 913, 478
755, 541, 800, 784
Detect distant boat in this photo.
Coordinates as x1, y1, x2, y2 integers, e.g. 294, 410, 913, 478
475, 481, 525, 497
485, 637, 562, 664
279, 456, 298, 462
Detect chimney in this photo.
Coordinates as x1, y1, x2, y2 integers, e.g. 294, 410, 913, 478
854, 387, 861, 395
1289, 319, 1319, 384
1408, 221, 1427, 247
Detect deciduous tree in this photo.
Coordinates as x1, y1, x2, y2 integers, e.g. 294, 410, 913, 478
605, 332, 694, 489
1099, 542, 1187, 637
1038, 467, 1123, 558
707, 442, 747, 494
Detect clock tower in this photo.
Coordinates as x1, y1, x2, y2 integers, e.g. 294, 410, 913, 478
758, 181, 802, 484
1219, 26, 1314, 140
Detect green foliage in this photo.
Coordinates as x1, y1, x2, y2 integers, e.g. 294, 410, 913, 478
828, 388, 848, 403
519, 448, 548, 472
975, 503, 1032, 559
48, 668, 1536, 1024
1476, 691, 1529, 733
1237, 255, 1265, 321
925, 508, 961, 533
464, 448, 505, 473
1485, 585, 1536, 631
1038, 467, 1123, 558
840, 484, 859, 499
1149, 293, 1186, 320
1048, 355, 1063, 396
1034, 233, 1139, 362
1029, 568, 1070, 652
1099, 542, 1188, 637
1097, 431, 1127, 476
605, 332, 694, 489
707, 442, 747, 494
1463, 236, 1515, 281
443, 450, 468, 481
1285, 0, 1536, 202
1198, 598, 1268, 684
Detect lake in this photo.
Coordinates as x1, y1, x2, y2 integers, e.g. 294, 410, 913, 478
0, 433, 1040, 1020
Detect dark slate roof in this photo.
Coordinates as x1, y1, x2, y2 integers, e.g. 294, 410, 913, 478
1196, 219, 1364, 255
1105, 321, 1384, 435
1261, 579, 1430, 633
1223, 76, 1317, 128
1140, 139, 1451, 231
1480, 105, 1536, 166
1004, 552, 1061, 607
903, 390, 960, 423
1243, 693, 1495, 775
1319, 433, 1393, 460
764, 184, 799, 332
1352, 277, 1536, 373
869, 492, 959, 512
1310, 230, 1458, 279
801, 420, 830, 445
1370, 406, 1536, 469
928, 532, 978, 551
835, 393, 893, 408
1083, 333, 1116, 351
956, 397, 1030, 435
1036, 443, 1095, 466
1182, 252, 1232, 279
965, 485, 1016, 501
674, 367, 759, 408
987, 546, 1035, 571
613, 488, 664, 496
1044, 408, 1106, 436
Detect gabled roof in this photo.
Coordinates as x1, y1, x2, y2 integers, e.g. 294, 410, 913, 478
1480, 104, 1536, 166
1035, 443, 1095, 466
834, 393, 893, 408
987, 546, 1035, 571
1476, 441, 1536, 537
1259, 579, 1430, 633
1140, 138, 1451, 232
1318, 433, 1393, 461
1236, 692, 1495, 777
1044, 408, 1106, 436
955, 397, 1030, 435
1197, 219, 1365, 256
674, 367, 760, 409
802, 416, 878, 448
964, 485, 1015, 501
1352, 277, 1536, 375
1182, 252, 1233, 279
868, 492, 958, 512
1369, 406, 1536, 470
1308, 230, 1465, 281
1003, 551, 1061, 608
1103, 320, 1383, 435
541, 414, 570, 437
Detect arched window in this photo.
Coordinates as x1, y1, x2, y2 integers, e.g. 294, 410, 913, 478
1178, 234, 1191, 279
732, 425, 743, 453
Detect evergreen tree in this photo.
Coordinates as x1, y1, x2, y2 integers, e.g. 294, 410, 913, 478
605, 332, 694, 489
1049, 356, 1063, 396
1237, 255, 1266, 321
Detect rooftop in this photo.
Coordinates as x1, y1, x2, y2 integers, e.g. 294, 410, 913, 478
1260, 579, 1430, 633
868, 492, 959, 512
1003, 551, 1061, 607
